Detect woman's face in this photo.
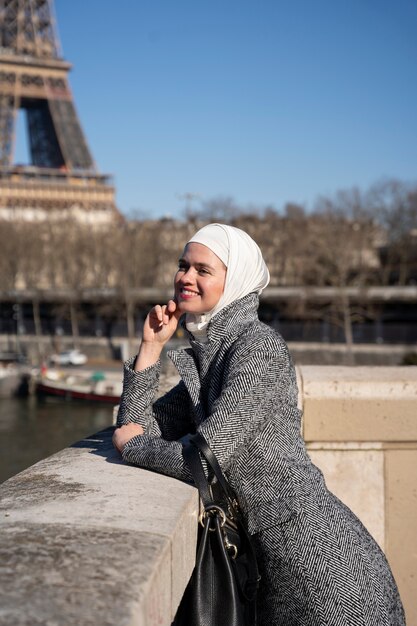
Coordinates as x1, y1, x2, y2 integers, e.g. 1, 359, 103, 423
174, 242, 227, 314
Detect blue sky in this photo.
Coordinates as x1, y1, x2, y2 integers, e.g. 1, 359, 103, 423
16, 0, 417, 218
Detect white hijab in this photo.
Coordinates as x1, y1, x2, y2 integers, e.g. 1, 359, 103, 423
184, 223, 270, 339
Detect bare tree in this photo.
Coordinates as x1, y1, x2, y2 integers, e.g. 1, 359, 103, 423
112, 217, 166, 344
368, 179, 417, 285
0, 219, 29, 291
303, 188, 380, 361
44, 218, 97, 346
184, 195, 241, 224
0, 218, 48, 358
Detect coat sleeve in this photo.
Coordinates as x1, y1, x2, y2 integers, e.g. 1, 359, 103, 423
121, 335, 294, 481
116, 357, 194, 440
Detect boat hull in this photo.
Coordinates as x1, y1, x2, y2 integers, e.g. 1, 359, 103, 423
36, 382, 120, 404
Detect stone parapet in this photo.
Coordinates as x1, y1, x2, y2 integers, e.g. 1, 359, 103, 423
300, 365, 417, 441
298, 365, 417, 626
0, 366, 416, 625
0, 429, 199, 626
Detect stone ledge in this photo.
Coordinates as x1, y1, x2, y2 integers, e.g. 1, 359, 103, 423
298, 366, 417, 441
0, 427, 199, 626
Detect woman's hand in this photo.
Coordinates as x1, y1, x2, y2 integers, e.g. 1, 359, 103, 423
112, 423, 144, 453
134, 300, 183, 371
143, 299, 182, 345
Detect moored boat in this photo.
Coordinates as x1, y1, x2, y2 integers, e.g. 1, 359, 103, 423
36, 368, 122, 403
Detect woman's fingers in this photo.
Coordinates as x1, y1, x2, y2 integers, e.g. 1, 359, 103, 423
167, 299, 183, 320
153, 301, 180, 326
153, 304, 163, 323
149, 304, 167, 326
143, 301, 181, 345
162, 304, 170, 325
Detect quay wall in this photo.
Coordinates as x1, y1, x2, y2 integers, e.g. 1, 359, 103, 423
1, 332, 416, 366
0, 366, 416, 625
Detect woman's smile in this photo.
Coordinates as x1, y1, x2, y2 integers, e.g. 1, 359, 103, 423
174, 242, 226, 314
178, 287, 201, 299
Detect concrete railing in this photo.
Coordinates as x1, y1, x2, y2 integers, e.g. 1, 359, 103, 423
299, 366, 417, 626
0, 366, 416, 626
0, 429, 199, 626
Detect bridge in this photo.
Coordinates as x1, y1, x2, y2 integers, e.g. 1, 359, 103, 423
0, 366, 416, 625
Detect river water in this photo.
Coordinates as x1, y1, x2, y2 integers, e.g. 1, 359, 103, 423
0, 396, 115, 484
0, 354, 182, 484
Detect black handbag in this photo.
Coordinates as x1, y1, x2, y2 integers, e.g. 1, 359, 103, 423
172, 432, 260, 626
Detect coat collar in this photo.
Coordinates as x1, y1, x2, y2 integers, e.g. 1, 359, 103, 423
167, 293, 260, 426
184, 292, 260, 346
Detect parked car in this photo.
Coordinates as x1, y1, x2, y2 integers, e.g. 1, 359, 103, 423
49, 350, 88, 366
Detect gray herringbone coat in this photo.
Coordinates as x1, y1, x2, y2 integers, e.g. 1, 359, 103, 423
117, 294, 405, 626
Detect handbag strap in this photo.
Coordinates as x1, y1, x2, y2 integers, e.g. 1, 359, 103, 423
189, 432, 238, 508
182, 440, 214, 508
183, 432, 261, 600
183, 433, 239, 518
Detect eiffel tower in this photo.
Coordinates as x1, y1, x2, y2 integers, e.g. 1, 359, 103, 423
0, 0, 118, 221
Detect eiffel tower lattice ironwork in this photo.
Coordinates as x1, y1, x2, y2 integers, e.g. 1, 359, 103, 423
0, 0, 117, 220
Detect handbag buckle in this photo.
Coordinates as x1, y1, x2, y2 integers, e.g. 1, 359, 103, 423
223, 533, 238, 559
199, 505, 227, 529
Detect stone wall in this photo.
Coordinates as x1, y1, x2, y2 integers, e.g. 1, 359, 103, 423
0, 429, 199, 626
0, 366, 416, 625
300, 366, 417, 625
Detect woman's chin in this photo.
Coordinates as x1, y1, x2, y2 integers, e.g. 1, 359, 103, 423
177, 300, 203, 315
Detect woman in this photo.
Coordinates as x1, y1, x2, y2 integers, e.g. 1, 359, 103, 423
113, 223, 405, 625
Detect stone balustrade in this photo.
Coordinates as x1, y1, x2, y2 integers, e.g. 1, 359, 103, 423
300, 366, 417, 626
0, 366, 416, 626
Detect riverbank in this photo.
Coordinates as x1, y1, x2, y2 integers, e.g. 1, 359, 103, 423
1, 333, 416, 366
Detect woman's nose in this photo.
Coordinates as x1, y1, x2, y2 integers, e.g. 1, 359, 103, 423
179, 268, 194, 283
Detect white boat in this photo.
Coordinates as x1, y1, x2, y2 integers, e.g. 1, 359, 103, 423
35, 368, 122, 404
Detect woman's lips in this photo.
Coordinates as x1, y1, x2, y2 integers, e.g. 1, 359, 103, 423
178, 288, 200, 300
